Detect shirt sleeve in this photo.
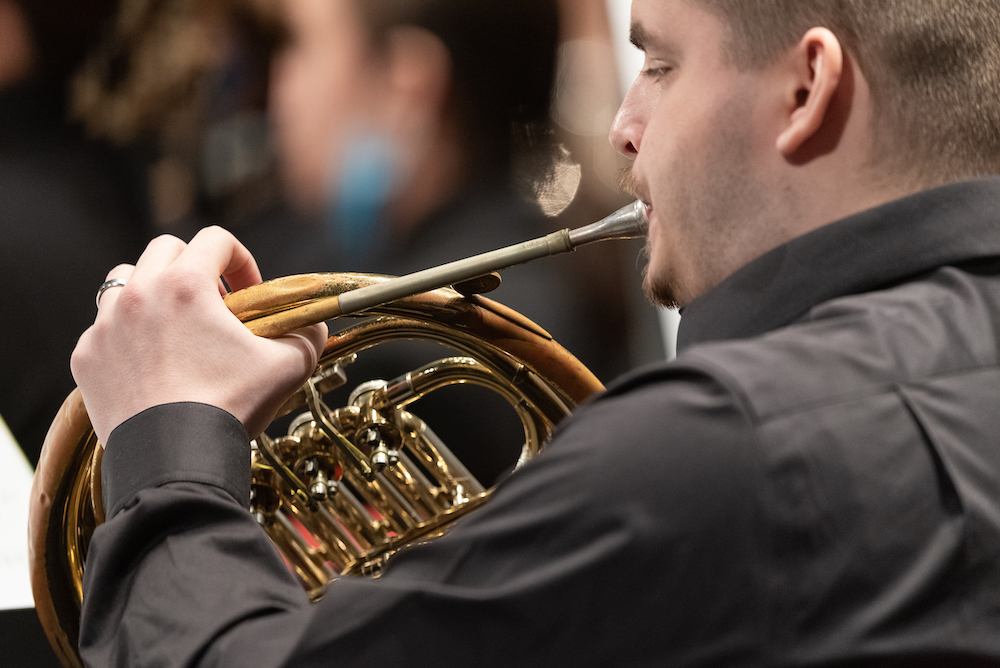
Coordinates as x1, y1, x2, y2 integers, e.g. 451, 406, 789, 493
79, 364, 765, 668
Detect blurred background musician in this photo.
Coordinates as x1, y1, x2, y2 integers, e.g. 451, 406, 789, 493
73, 0, 662, 483
263, 0, 657, 481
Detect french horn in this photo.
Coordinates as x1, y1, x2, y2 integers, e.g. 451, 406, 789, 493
28, 201, 649, 668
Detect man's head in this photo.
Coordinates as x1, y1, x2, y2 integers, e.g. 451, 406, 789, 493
611, 0, 1000, 308
699, 0, 1000, 185
270, 0, 558, 212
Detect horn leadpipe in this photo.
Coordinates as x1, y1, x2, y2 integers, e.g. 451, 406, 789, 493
239, 200, 648, 337
340, 200, 649, 315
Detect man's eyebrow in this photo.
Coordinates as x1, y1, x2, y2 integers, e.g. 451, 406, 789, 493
630, 22, 650, 52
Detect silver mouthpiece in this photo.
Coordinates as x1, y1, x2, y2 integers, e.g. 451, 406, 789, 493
568, 200, 649, 248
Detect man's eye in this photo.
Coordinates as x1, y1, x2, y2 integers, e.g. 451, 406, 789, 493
643, 66, 671, 79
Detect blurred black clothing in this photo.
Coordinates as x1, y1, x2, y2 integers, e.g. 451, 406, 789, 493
0, 82, 149, 464
82, 179, 1000, 666
0, 608, 62, 667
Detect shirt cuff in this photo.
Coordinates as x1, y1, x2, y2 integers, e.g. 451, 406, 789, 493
101, 402, 252, 519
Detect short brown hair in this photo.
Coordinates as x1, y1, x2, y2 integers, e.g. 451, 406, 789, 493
697, 0, 1000, 185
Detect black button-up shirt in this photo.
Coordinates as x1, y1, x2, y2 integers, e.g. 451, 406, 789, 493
82, 179, 1000, 667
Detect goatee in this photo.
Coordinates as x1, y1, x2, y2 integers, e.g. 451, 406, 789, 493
640, 240, 681, 310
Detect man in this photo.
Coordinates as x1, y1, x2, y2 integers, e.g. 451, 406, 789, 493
72, 0, 1000, 666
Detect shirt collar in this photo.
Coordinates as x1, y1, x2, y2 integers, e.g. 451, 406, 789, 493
677, 177, 1000, 352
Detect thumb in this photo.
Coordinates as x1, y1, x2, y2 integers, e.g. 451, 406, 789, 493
243, 322, 329, 438
276, 322, 329, 375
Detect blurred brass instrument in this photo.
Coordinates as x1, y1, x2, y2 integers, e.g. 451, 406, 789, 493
29, 201, 648, 667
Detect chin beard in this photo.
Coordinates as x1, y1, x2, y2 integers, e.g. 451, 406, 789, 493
643, 273, 682, 310
640, 242, 681, 310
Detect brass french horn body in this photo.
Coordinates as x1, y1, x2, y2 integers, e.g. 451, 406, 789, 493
28, 202, 648, 667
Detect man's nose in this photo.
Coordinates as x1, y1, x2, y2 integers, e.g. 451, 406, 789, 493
609, 82, 644, 158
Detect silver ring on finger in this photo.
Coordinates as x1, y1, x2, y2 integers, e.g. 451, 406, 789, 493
96, 278, 127, 308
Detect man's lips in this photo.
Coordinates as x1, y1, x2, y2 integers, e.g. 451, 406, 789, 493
642, 201, 656, 241
635, 198, 652, 222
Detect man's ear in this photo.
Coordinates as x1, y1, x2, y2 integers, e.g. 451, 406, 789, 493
775, 27, 844, 157
383, 27, 452, 134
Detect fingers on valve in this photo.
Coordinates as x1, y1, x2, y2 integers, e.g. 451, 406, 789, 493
280, 323, 329, 371
181, 226, 262, 294
133, 234, 188, 275
95, 230, 185, 312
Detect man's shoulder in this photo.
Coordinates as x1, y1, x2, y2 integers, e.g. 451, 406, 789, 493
668, 268, 1000, 425
556, 354, 760, 491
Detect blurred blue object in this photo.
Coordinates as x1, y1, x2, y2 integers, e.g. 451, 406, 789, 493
327, 133, 397, 259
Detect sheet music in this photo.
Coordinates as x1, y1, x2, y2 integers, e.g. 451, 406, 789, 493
0, 415, 35, 610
